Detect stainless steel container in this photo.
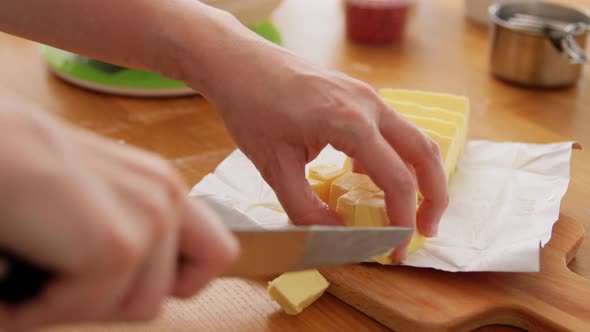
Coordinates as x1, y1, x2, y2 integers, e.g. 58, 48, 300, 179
489, 2, 590, 88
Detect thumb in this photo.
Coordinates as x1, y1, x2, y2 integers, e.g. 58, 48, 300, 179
263, 155, 341, 226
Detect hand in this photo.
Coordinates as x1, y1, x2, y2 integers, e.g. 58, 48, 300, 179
193, 29, 449, 263
0, 94, 238, 331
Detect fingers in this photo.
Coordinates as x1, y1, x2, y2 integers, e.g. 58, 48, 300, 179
0, 178, 145, 328
108, 187, 179, 322
347, 131, 417, 262
172, 198, 238, 298
351, 158, 367, 174
258, 150, 342, 226
378, 106, 448, 238
78, 135, 189, 320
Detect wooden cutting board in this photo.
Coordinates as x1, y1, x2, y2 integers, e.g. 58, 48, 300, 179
321, 215, 588, 331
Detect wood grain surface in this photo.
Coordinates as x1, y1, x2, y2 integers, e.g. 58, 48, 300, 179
0, 0, 588, 331
322, 216, 587, 331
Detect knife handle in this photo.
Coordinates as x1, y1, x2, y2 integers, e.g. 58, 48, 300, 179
0, 248, 53, 305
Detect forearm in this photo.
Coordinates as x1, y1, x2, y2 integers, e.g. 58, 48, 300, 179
0, 0, 265, 96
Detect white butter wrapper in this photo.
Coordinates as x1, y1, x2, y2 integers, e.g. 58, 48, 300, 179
190, 141, 575, 272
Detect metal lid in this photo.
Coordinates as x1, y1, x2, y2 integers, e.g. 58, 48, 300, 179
489, 1, 590, 36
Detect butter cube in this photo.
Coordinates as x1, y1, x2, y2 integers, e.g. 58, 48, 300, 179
308, 178, 330, 204
372, 231, 428, 265
329, 173, 381, 209
336, 190, 375, 226
308, 163, 346, 185
336, 191, 428, 264
355, 197, 389, 227
267, 269, 330, 315
343, 157, 353, 172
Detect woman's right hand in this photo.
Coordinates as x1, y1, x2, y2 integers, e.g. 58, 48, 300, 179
0, 93, 238, 331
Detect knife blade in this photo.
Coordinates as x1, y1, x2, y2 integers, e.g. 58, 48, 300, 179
200, 196, 412, 277
226, 226, 412, 278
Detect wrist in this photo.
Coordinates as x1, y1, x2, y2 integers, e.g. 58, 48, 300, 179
161, 3, 292, 101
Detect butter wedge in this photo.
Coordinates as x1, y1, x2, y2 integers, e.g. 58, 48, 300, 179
329, 173, 381, 209
267, 270, 330, 315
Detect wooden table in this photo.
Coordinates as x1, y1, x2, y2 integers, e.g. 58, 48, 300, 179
1, 0, 589, 331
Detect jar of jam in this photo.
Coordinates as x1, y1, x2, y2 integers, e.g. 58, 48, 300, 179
345, 0, 413, 45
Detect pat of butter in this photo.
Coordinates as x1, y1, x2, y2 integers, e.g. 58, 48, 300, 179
329, 173, 381, 209
308, 163, 346, 185
267, 270, 330, 315
308, 178, 330, 204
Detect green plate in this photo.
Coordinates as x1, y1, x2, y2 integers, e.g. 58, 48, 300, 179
42, 20, 282, 97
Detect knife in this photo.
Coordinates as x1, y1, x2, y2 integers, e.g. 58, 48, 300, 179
0, 199, 411, 304
204, 197, 412, 277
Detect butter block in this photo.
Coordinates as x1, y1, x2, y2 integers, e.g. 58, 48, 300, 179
383, 98, 467, 160
422, 129, 455, 179
384, 99, 465, 128
378, 88, 470, 155
308, 178, 330, 204
267, 269, 330, 315
401, 113, 458, 138
329, 172, 381, 209
398, 114, 460, 179
308, 163, 346, 186
378, 88, 469, 118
